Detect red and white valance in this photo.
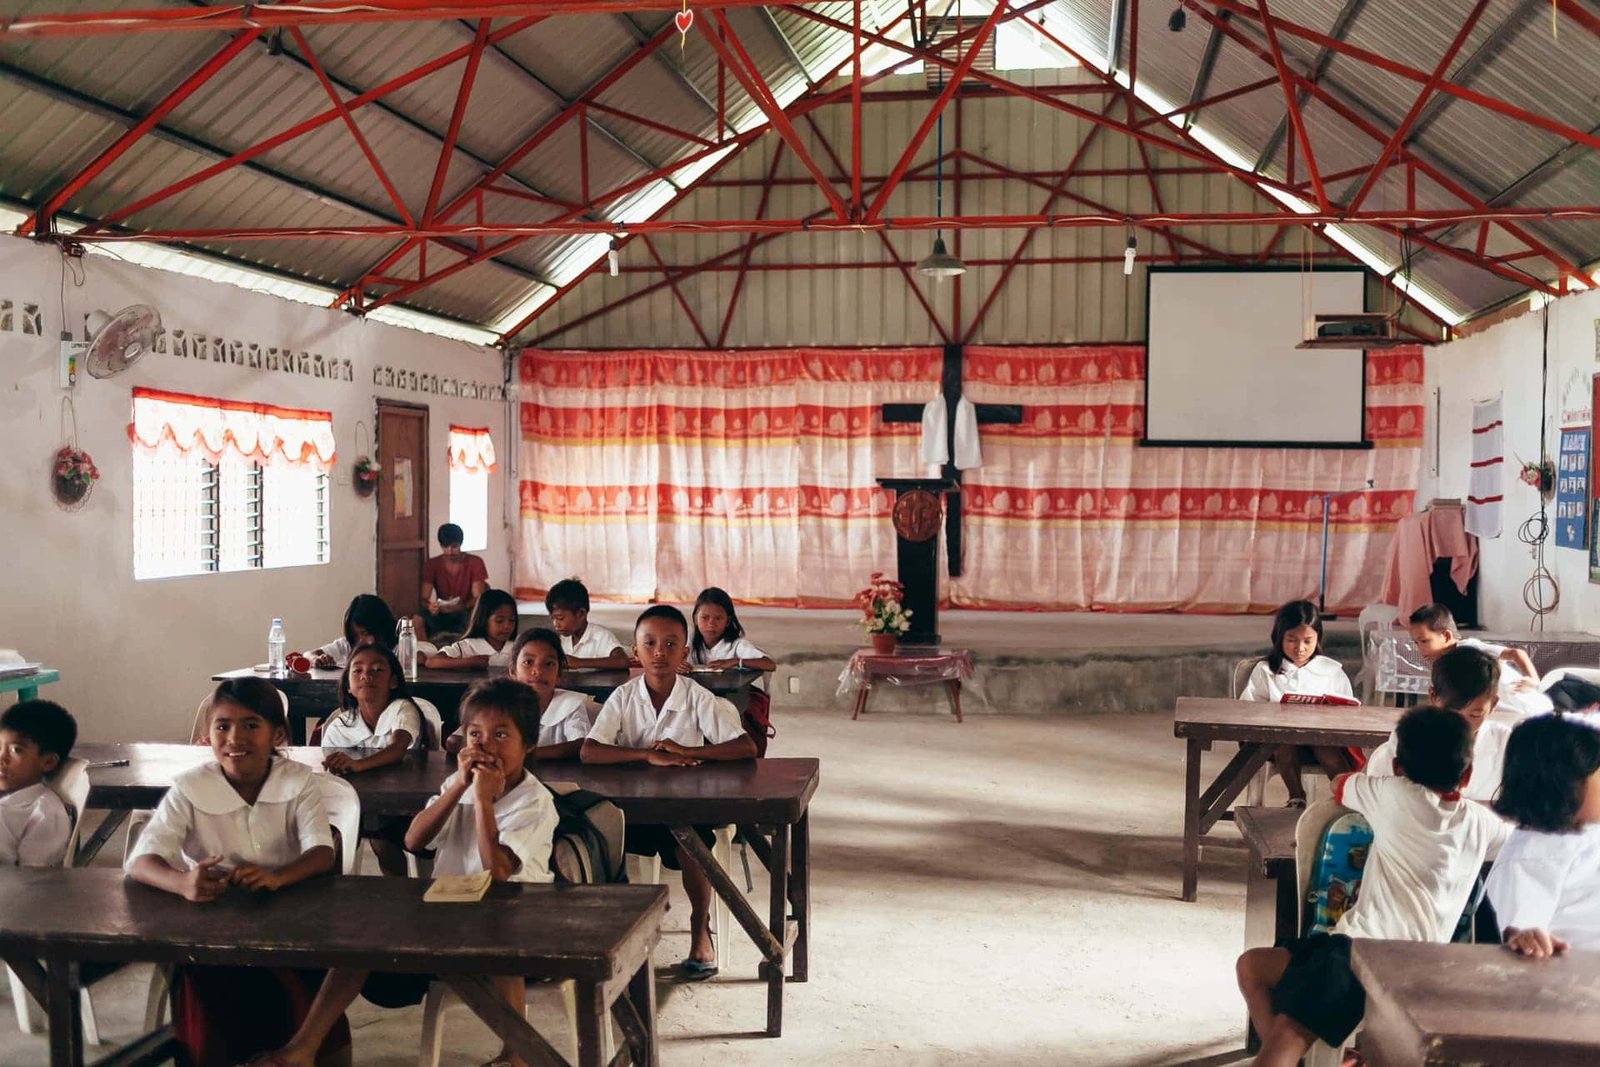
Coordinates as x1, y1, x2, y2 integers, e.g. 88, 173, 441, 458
448, 425, 497, 473
128, 387, 336, 471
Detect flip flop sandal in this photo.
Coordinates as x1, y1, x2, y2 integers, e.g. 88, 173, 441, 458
678, 957, 719, 981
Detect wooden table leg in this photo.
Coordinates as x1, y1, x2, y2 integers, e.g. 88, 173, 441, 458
440, 974, 565, 1067
46, 958, 84, 1067
615, 956, 658, 1067
765, 824, 790, 1038
945, 680, 963, 722
575, 981, 605, 1067
851, 683, 870, 720
789, 811, 810, 983
1182, 738, 1204, 903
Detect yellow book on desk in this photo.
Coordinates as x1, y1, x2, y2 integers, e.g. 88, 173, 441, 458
423, 871, 492, 903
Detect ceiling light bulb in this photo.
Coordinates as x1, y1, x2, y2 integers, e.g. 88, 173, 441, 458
1123, 234, 1137, 276
607, 237, 620, 277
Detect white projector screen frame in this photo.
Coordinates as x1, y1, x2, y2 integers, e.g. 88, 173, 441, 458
1142, 266, 1373, 449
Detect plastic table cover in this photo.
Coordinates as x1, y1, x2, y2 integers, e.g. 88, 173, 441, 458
836, 647, 978, 699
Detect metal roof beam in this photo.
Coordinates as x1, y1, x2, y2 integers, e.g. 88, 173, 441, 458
757, 7, 816, 88
1403, 0, 1542, 145
612, 14, 726, 134
1182, 11, 1229, 130
1253, 0, 1366, 173
1105, 0, 1127, 75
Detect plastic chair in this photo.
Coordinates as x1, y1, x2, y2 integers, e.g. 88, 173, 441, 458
7, 758, 104, 1043
412, 697, 444, 752
318, 773, 362, 875
1293, 799, 1364, 1067
1357, 604, 1400, 705
1231, 658, 1276, 808
415, 782, 622, 1067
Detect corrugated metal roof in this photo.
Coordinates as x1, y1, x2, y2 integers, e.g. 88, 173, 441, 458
0, 0, 1594, 340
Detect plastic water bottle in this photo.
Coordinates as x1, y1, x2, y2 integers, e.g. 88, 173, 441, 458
397, 618, 419, 682
267, 618, 286, 678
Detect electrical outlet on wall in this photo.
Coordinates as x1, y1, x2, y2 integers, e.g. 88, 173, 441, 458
787, 676, 799, 695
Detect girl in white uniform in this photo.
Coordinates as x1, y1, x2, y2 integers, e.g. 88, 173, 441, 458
425, 588, 518, 670
259, 679, 558, 1067
126, 677, 344, 1067
308, 593, 398, 669
686, 586, 777, 674
445, 628, 599, 761
1242, 600, 1357, 806
1487, 712, 1600, 958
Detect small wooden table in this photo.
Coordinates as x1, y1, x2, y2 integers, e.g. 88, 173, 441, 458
839, 647, 973, 722
1173, 697, 1399, 902
212, 666, 760, 743
0, 867, 665, 1067
1351, 940, 1600, 1066
0, 667, 60, 704
77, 743, 817, 1038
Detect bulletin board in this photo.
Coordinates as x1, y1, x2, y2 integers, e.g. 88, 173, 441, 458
1590, 374, 1600, 582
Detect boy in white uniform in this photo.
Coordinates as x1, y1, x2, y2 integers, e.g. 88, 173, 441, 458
0, 700, 76, 867
265, 678, 558, 1067
583, 604, 756, 979
1408, 603, 1550, 716
545, 577, 629, 668
1365, 645, 1514, 805
1235, 705, 1509, 1066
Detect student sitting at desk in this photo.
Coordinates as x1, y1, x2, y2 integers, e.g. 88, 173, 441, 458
1365, 647, 1511, 804
127, 678, 344, 1067
0, 699, 77, 867
582, 604, 757, 979
546, 576, 629, 669
1235, 706, 1509, 1067
1408, 603, 1551, 716
309, 594, 398, 670
444, 628, 599, 762
258, 679, 557, 1067
415, 522, 489, 640
424, 589, 518, 671
1241, 600, 1357, 808
1486, 712, 1600, 957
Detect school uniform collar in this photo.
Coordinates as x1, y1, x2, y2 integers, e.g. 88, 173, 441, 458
177, 757, 312, 814
0, 782, 48, 808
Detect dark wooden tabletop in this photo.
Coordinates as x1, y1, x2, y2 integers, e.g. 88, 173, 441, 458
0, 867, 665, 982
1350, 940, 1600, 1067
1174, 697, 1401, 747
1234, 805, 1299, 877
212, 665, 759, 700
79, 744, 821, 825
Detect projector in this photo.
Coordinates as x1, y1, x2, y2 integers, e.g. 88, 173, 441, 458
1303, 312, 1396, 344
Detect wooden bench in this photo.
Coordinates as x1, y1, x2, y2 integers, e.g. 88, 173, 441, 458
1351, 940, 1600, 1066
0, 867, 665, 1067
1173, 697, 1398, 901
77, 743, 817, 1038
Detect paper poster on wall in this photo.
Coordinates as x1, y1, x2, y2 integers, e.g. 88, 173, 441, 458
393, 457, 414, 519
1557, 428, 1589, 550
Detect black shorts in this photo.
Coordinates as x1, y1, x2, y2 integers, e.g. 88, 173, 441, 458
625, 824, 717, 871
1271, 934, 1366, 1047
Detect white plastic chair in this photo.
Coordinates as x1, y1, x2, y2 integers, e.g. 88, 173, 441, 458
1293, 799, 1363, 1067
121, 810, 175, 1034
415, 782, 621, 1067
1357, 604, 1400, 705
7, 758, 103, 1043
1232, 658, 1275, 807
412, 697, 444, 752
1538, 666, 1600, 691
317, 773, 362, 875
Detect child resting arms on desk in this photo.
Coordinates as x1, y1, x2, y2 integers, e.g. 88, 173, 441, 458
0, 699, 77, 868
425, 588, 519, 671
581, 603, 757, 979
445, 627, 599, 762
126, 678, 344, 1067
259, 678, 558, 1067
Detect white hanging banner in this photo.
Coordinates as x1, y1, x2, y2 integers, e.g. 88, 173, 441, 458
1466, 395, 1503, 540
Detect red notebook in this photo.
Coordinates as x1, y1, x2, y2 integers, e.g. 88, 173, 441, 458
1280, 693, 1360, 706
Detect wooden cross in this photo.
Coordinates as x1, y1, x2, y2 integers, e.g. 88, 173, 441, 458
880, 343, 1022, 580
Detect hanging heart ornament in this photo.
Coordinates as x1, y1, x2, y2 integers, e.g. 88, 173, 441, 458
675, 7, 693, 38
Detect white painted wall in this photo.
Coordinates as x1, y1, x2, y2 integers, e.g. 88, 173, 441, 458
0, 235, 513, 742
1425, 286, 1600, 630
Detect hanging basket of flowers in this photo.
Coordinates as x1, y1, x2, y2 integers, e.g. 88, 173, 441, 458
353, 454, 381, 497
52, 445, 99, 508
1518, 457, 1556, 499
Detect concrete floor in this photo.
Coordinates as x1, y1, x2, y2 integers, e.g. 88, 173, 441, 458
2, 705, 1260, 1066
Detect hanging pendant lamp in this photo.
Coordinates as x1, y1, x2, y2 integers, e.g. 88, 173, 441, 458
916, 59, 966, 280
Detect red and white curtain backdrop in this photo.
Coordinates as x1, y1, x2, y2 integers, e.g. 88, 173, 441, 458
446, 425, 498, 473
950, 346, 1424, 612
517, 349, 940, 604
516, 346, 1422, 613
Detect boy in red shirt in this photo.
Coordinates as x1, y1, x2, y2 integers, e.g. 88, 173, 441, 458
416, 523, 489, 640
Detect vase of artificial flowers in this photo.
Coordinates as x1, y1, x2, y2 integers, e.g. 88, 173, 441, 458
52, 445, 99, 506
855, 572, 911, 653
353, 454, 381, 497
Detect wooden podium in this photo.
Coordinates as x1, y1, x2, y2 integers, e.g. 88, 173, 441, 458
876, 478, 952, 645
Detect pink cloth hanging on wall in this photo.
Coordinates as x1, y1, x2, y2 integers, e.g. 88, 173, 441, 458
1380, 506, 1478, 619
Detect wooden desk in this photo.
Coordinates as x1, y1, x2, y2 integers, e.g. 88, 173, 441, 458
1351, 940, 1600, 1066
1173, 697, 1398, 902
0, 867, 665, 1067
211, 666, 759, 743
77, 743, 817, 1038
1, 667, 60, 704
839, 647, 973, 722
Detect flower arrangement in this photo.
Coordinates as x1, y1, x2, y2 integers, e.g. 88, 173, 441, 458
1517, 457, 1555, 497
52, 445, 99, 503
353, 454, 381, 496
855, 572, 912, 636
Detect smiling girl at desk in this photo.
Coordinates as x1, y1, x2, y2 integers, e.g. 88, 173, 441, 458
425, 588, 518, 671
126, 677, 346, 1067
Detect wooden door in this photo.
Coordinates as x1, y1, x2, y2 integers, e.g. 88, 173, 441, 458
377, 401, 429, 618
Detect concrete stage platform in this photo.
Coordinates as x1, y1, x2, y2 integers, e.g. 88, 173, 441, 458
526, 602, 1361, 717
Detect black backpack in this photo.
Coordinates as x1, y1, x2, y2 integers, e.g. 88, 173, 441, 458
548, 784, 627, 885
